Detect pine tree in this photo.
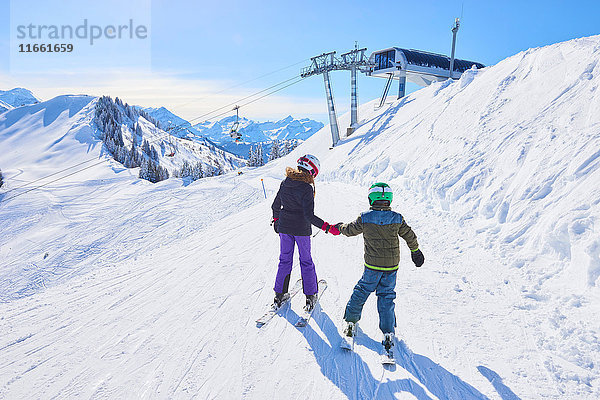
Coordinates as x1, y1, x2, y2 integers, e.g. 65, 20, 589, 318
282, 140, 291, 156
139, 160, 150, 181
179, 160, 192, 178
193, 162, 204, 180
0, 168, 4, 188
142, 139, 151, 156
255, 144, 264, 166
269, 140, 280, 162
247, 145, 255, 167
215, 161, 224, 176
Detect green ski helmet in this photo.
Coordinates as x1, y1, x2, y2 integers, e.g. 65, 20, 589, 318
368, 182, 393, 205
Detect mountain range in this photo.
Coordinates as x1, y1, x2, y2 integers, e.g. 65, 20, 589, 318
143, 106, 324, 159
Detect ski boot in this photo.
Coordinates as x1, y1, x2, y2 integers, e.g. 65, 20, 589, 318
272, 292, 289, 309
304, 294, 318, 312
381, 333, 395, 364
382, 333, 395, 352
344, 321, 357, 338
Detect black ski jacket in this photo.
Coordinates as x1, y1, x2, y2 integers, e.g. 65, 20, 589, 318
272, 174, 324, 236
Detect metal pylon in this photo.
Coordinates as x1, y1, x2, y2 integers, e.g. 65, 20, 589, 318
323, 71, 340, 146
340, 45, 368, 131
301, 47, 372, 145
449, 18, 460, 79
397, 74, 406, 99
350, 65, 358, 128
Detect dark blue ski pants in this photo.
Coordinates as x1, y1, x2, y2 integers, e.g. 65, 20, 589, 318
344, 268, 397, 334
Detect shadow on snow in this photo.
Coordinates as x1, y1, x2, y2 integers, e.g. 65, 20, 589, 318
477, 366, 522, 400
286, 307, 496, 400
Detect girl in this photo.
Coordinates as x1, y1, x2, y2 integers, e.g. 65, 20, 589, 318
271, 154, 339, 311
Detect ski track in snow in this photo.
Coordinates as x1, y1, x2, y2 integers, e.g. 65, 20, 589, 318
0, 179, 547, 399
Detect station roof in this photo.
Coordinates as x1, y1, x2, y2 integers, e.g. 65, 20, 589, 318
396, 48, 485, 72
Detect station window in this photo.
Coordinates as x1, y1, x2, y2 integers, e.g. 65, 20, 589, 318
375, 50, 395, 70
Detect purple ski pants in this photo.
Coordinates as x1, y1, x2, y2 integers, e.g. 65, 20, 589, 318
274, 233, 318, 295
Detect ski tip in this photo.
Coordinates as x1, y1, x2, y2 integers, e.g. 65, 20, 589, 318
381, 355, 395, 365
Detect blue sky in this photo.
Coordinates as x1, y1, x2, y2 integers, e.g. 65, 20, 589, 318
1, 0, 599, 123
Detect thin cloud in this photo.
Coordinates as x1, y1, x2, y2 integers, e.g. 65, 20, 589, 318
0, 70, 328, 122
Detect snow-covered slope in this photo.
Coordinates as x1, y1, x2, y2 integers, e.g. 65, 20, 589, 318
1, 35, 599, 399
96, 98, 245, 178
0, 93, 245, 297
0, 95, 105, 179
0, 88, 40, 107
0, 95, 244, 186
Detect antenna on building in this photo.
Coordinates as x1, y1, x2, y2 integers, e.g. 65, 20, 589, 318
449, 18, 460, 79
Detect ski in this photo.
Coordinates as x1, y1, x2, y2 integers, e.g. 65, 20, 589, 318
381, 349, 395, 365
256, 278, 302, 327
340, 335, 355, 351
295, 279, 327, 327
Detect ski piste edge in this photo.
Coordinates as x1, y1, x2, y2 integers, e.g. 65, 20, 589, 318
294, 279, 327, 327
256, 278, 302, 328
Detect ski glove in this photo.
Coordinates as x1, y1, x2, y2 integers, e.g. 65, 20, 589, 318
321, 222, 340, 236
272, 217, 279, 234
328, 224, 341, 236
411, 249, 424, 267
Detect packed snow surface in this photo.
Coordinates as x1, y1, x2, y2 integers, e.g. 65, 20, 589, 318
1, 35, 600, 399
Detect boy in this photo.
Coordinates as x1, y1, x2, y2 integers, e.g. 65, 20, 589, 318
335, 182, 424, 354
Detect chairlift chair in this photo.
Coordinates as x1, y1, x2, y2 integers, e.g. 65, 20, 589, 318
167, 128, 176, 157
230, 105, 242, 142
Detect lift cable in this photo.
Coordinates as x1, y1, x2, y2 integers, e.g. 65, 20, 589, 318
167, 75, 300, 135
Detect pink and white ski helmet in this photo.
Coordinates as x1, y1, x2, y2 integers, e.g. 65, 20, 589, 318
297, 154, 320, 177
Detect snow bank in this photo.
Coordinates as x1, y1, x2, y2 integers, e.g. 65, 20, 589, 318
296, 34, 600, 395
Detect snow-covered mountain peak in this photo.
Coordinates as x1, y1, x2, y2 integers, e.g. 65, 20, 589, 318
0, 87, 41, 107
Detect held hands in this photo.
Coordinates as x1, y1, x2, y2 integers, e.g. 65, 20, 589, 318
321, 222, 341, 236
411, 249, 425, 267
272, 217, 279, 233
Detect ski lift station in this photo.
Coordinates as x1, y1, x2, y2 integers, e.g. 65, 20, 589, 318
302, 18, 485, 147
366, 47, 485, 99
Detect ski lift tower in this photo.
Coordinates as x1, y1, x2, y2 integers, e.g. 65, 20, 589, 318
301, 51, 341, 147
339, 44, 370, 135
